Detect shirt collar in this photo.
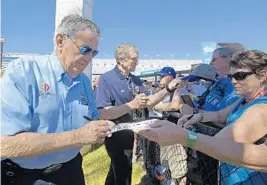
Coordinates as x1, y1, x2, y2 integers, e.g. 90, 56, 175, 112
114, 65, 133, 80
49, 53, 83, 85
49, 52, 65, 82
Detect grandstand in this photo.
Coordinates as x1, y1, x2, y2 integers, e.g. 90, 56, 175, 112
2, 53, 202, 82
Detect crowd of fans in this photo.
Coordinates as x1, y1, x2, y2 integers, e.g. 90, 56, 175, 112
129, 45, 267, 185
90, 42, 267, 185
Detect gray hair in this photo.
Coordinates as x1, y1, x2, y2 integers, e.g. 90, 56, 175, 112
54, 14, 100, 46
115, 43, 138, 63
214, 47, 235, 58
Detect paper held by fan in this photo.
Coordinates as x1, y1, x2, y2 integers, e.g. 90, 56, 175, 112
110, 119, 158, 133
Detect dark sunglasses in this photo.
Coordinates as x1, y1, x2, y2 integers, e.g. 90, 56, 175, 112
65, 35, 98, 57
227, 71, 254, 81
79, 45, 98, 57
210, 56, 225, 64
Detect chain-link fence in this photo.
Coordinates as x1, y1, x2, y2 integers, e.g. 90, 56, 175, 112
138, 116, 267, 185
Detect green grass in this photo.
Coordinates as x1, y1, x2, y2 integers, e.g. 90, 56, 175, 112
82, 146, 155, 185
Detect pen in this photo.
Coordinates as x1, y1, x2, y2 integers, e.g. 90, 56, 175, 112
187, 114, 195, 121
84, 116, 112, 136
83, 116, 93, 121
180, 114, 195, 128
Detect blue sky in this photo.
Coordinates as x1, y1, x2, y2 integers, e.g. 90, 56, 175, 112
2, 0, 267, 59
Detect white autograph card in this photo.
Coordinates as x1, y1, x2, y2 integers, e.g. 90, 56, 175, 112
110, 119, 158, 133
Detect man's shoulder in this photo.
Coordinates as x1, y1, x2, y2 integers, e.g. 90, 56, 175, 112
7, 55, 50, 72
101, 68, 116, 78
216, 78, 235, 92
2, 56, 51, 95
217, 77, 232, 86
19, 55, 50, 64
130, 73, 142, 85
130, 73, 141, 80
4, 56, 49, 79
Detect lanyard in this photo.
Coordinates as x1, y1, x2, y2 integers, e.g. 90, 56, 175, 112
242, 87, 267, 105
127, 76, 140, 99
197, 80, 218, 108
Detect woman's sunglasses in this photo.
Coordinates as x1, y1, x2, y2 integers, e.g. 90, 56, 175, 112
227, 71, 254, 81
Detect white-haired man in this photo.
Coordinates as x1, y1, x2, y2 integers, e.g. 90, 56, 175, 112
96, 44, 181, 185
1, 15, 149, 185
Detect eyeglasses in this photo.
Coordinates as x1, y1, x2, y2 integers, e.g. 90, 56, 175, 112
65, 35, 98, 57
210, 56, 225, 64
227, 71, 254, 81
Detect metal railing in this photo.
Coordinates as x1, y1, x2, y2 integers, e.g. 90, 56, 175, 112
140, 112, 267, 185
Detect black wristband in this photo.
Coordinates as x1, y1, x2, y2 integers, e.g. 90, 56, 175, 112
166, 85, 176, 93
193, 108, 199, 114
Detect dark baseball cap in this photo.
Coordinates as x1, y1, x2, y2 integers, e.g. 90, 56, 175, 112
158, 67, 176, 78
182, 64, 218, 82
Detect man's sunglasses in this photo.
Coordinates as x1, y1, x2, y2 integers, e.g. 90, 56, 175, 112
79, 45, 98, 57
210, 56, 227, 64
227, 71, 254, 81
65, 35, 98, 57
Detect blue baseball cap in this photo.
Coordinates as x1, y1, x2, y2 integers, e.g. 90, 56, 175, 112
158, 67, 176, 78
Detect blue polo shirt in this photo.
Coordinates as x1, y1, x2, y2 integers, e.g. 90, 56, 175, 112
96, 66, 145, 110
200, 78, 239, 111
1, 53, 99, 169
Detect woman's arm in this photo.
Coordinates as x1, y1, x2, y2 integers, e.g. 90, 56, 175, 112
200, 97, 243, 123
137, 119, 267, 172
172, 128, 267, 171
215, 104, 267, 143
178, 98, 243, 127
195, 132, 267, 172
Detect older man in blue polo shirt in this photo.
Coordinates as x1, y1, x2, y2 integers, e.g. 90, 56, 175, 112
96, 44, 181, 185
0, 15, 150, 185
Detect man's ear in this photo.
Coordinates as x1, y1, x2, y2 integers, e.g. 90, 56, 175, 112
118, 60, 126, 68
55, 34, 65, 49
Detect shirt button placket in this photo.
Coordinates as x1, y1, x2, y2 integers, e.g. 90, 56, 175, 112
64, 88, 72, 131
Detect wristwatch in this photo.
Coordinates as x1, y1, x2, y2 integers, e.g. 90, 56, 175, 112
166, 85, 176, 93
193, 108, 199, 114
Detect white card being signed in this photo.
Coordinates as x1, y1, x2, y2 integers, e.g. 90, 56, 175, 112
110, 119, 158, 133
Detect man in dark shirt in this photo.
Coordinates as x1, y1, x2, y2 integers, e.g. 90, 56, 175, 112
96, 43, 180, 185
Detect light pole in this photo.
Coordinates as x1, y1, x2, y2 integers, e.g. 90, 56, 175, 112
55, 0, 93, 79
0, 37, 4, 70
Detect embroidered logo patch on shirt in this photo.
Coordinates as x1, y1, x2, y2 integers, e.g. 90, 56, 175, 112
40, 83, 50, 91
39, 83, 54, 99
